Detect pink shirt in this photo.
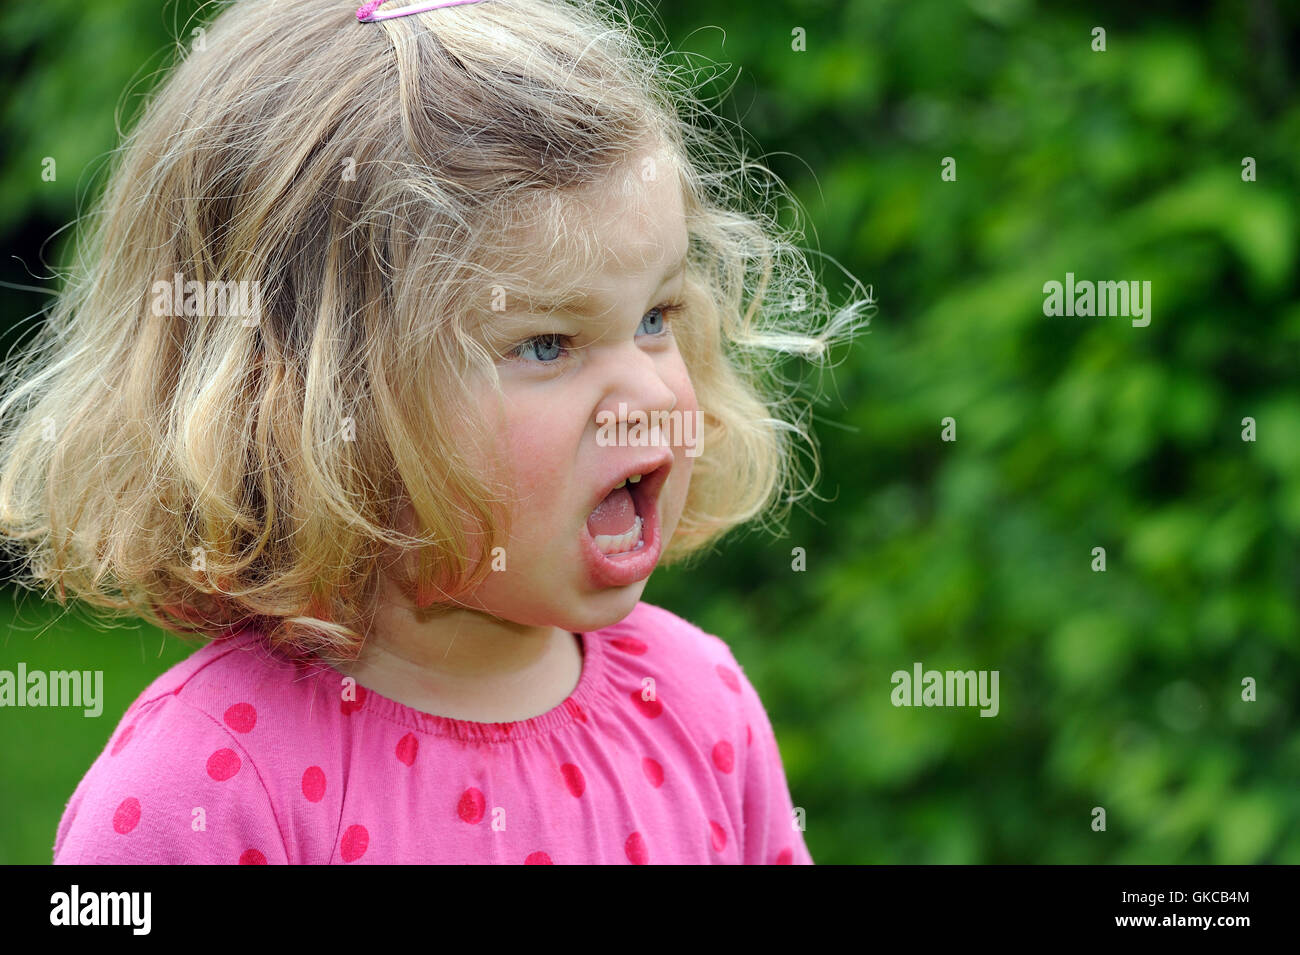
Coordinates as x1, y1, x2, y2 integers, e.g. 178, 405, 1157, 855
53, 601, 813, 864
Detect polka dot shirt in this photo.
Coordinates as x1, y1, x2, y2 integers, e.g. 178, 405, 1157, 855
53, 602, 813, 864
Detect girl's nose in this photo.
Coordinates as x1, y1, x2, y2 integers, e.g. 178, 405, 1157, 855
595, 343, 678, 425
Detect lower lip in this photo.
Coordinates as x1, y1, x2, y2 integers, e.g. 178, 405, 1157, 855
579, 489, 662, 588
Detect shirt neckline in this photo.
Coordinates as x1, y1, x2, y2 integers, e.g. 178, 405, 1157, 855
312, 628, 606, 743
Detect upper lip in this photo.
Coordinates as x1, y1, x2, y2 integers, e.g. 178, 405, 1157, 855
588, 450, 675, 516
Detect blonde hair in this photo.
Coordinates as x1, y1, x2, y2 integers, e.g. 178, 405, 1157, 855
0, 0, 872, 665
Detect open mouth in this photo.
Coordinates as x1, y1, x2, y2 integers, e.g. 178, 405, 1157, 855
579, 457, 672, 586
587, 482, 642, 556
586, 462, 669, 555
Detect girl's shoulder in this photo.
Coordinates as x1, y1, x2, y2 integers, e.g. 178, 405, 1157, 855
600, 601, 811, 864
52, 626, 337, 864
602, 600, 755, 695
140, 624, 331, 720
596, 600, 773, 740
105, 623, 339, 753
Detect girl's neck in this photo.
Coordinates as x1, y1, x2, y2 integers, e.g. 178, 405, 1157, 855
334, 612, 584, 723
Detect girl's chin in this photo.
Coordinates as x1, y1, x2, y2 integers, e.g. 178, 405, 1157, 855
564, 590, 652, 632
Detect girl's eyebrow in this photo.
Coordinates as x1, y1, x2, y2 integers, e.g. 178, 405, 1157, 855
508, 252, 687, 317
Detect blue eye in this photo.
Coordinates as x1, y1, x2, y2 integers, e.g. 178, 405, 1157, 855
513, 333, 569, 363
639, 302, 683, 337
508, 303, 682, 364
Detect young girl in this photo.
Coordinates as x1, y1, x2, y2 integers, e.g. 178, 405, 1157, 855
0, 0, 870, 864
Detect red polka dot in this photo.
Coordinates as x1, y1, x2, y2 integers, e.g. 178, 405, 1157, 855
712, 740, 734, 774
625, 831, 648, 865
340, 824, 369, 862
642, 757, 664, 788
206, 748, 241, 781
746, 724, 753, 747
457, 787, 486, 824
239, 848, 267, 865
301, 766, 326, 802
716, 665, 741, 693
525, 851, 554, 865
709, 820, 727, 852
560, 763, 585, 797
110, 724, 134, 756
223, 702, 257, 733
775, 847, 793, 864
340, 684, 367, 716
630, 688, 663, 719
395, 733, 418, 766
609, 636, 648, 655
564, 699, 588, 723
112, 797, 140, 835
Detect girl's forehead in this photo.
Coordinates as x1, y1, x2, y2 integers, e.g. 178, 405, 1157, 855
485, 161, 689, 306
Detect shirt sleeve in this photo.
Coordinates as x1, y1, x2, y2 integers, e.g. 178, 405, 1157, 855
53, 693, 289, 865
734, 664, 815, 865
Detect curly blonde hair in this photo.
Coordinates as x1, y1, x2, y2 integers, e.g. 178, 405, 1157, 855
0, 0, 872, 665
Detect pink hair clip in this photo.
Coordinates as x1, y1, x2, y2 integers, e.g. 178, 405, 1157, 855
357, 0, 489, 22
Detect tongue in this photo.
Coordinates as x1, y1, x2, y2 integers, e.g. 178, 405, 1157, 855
587, 486, 637, 536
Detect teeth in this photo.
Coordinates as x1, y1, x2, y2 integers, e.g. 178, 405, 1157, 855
613, 479, 627, 489
593, 516, 644, 556
628, 474, 642, 484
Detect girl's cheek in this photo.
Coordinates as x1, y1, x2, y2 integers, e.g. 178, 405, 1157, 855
672, 360, 700, 417
502, 398, 578, 517
506, 425, 560, 492
669, 369, 699, 490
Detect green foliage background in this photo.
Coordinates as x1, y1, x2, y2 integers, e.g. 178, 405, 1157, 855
1, 0, 1297, 864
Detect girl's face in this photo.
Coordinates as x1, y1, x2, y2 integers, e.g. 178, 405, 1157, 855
459, 152, 699, 633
